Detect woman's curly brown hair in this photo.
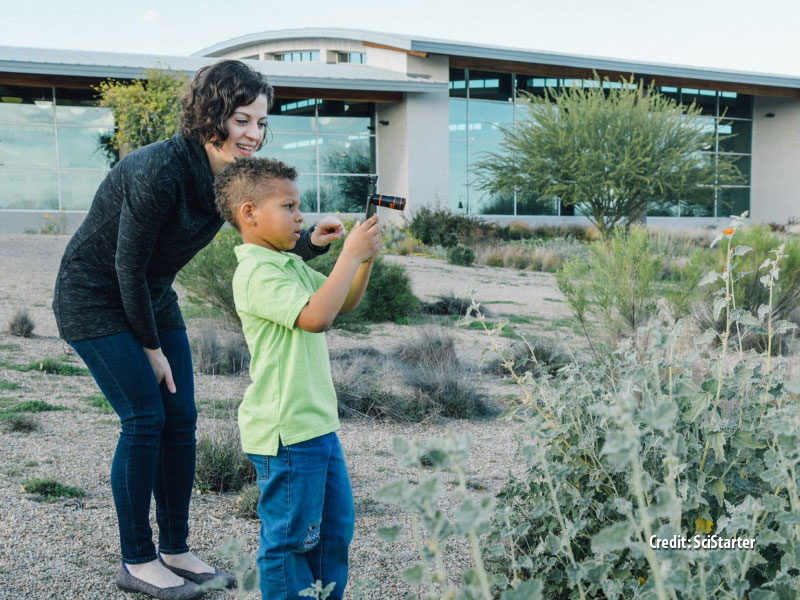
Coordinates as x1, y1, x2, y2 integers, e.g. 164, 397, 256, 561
180, 60, 274, 150
214, 157, 298, 231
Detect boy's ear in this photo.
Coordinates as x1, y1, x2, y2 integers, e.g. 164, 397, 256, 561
239, 202, 257, 226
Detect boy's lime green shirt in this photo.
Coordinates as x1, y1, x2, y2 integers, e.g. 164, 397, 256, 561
232, 243, 339, 456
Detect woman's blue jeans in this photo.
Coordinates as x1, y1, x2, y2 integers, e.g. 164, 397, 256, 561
247, 432, 355, 600
69, 328, 197, 564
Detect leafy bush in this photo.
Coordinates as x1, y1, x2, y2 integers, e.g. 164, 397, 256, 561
377, 240, 800, 598
447, 245, 475, 266
421, 294, 490, 318
22, 478, 86, 500
557, 225, 663, 358
406, 206, 485, 248
194, 425, 256, 493
692, 223, 800, 353
179, 225, 420, 328
8, 308, 34, 337
177, 226, 241, 324
192, 327, 250, 375
309, 252, 420, 327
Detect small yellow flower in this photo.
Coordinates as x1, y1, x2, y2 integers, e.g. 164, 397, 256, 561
637, 577, 646, 586
695, 517, 713, 534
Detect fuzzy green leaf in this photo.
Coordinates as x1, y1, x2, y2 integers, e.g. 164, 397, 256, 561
591, 522, 633, 552
732, 429, 766, 450
377, 525, 404, 543
400, 565, 424, 586
501, 579, 543, 600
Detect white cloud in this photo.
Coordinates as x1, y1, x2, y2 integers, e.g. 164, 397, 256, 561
141, 9, 161, 24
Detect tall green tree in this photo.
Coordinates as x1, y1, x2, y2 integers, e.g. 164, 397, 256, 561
95, 67, 188, 158
475, 77, 742, 237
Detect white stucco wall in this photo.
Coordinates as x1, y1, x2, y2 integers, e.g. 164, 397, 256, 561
750, 96, 800, 223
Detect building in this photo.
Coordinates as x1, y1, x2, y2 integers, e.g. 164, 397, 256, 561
2, 28, 799, 233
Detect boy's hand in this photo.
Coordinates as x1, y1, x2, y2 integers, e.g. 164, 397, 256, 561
310, 216, 346, 246
341, 215, 382, 263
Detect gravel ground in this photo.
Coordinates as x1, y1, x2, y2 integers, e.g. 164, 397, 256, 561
0, 234, 571, 600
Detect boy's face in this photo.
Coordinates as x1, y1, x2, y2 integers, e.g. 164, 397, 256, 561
240, 178, 303, 252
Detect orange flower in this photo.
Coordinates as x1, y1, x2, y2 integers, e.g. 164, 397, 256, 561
724, 228, 735, 235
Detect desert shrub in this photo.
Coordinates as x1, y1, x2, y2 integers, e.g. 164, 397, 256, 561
406, 206, 486, 248
21, 478, 86, 500
2, 414, 38, 433
310, 252, 420, 327
177, 226, 241, 324
377, 242, 800, 598
330, 348, 410, 421
421, 294, 490, 318
8, 308, 34, 337
180, 224, 420, 329
194, 425, 256, 493
475, 239, 588, 273
557, 225, 662, 358
192, 327, 250, 375
235, 484, 260, 520
446, 245, 475, 266
396, 328, 494, 420
691, 223, 800, 353
482, 337, 570, 377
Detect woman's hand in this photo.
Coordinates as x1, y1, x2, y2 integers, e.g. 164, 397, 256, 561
142, 347, 176, 394
310, 216, 346, 247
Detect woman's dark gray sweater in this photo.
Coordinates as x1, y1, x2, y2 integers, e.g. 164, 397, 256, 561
53, 134, 326, 350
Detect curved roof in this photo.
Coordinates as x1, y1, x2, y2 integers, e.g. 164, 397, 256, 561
195, 27, 800, 91
0, 46, 443, 92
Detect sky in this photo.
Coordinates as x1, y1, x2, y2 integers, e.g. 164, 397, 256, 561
1, 0, 799, 77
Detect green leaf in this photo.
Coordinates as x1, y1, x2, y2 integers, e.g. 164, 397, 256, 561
736, 312, 761, 328
377, 525, 403, 543
732, 429, 765, 450
695, 328, 718, 345
709, 479, 725, 506
591, 522, 632, 552
709, 431, 726, 462
783, 381, 800, 395
689, 393, 710, 422
644, 401, 678, 431
774, 320, 797, 335
733, 245, 753, 256
758, 303, 771, 322
400, 565, 424, 586
374, 481, 408, 505
698, 271, 721, 287
501, 579, 543, 600
545, 532, 561, 555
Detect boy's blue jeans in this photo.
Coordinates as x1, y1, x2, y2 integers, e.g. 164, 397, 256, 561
69, 329, 197, 564
247, 432, 355, 600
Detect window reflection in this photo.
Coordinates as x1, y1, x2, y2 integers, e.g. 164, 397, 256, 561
0, 123, 57, 167
0, 168, 58, 209
59, 170, 107, 210
58, 126, 115, 169
0, 85, 54, 123
319, 175, 370, 212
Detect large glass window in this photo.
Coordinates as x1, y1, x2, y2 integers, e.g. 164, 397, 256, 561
258, 98, 376, 213
448, 69, 753, 219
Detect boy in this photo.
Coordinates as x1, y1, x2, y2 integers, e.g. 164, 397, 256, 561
214, 157, 381, 600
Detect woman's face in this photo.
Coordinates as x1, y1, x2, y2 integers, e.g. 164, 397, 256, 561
205, 93, 269, 174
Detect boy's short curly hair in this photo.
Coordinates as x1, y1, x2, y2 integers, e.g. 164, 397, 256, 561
214, 157, 298, 231
180, 60, 273, 150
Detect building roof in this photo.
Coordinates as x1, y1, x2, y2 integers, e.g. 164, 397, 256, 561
195, 27, 800, 91
0, 46, 444, 92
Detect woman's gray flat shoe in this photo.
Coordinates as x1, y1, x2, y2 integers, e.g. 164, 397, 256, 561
115, 564, 204, 600
158, 554, 237, 589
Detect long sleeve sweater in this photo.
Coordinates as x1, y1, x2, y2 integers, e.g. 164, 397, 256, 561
53, 134, 327, 349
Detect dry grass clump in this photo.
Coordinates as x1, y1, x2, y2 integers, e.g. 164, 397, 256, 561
2, 414, 39, 433
331, 347, 409, 421
8, 308, 34, 338
193, 327, 250, 375
395, 328, 495, 420
473, 244, 569, 272
194, 424, 256, 493
235, 484, 260, 520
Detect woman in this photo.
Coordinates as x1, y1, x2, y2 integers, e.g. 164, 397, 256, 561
53, 60, 344, 600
